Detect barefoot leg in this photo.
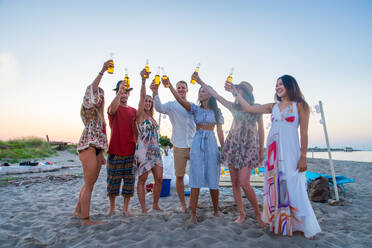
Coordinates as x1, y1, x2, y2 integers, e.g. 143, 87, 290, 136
240, 167, 265, 227
137, 172, 149, 214
152, 166, 163, 211
210, 189, 221, 217
229, 166, 246, 223
189, 188, 200, 224
78, 147, 102, 225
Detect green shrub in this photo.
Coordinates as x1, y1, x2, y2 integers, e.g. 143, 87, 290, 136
159, 136, 173, 149
0, 137, 57, 162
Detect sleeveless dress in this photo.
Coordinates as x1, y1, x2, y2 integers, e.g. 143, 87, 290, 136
189, 103, 224, 189
134, 119, 163, 176
221, 104, 261, 169
262, 102, 321, 238
77, 83, 108, 152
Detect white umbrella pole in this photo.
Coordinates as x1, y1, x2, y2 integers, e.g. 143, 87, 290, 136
319, 101, 339, 201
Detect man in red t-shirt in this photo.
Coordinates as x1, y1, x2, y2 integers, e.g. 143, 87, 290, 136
107, 80, 137, 216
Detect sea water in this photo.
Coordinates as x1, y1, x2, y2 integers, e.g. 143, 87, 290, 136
307, 151, 372, 163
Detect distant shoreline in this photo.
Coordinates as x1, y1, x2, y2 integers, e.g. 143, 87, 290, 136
307, 148, 372, 152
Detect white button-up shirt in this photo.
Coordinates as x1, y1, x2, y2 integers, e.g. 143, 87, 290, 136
153, 95, 196, 148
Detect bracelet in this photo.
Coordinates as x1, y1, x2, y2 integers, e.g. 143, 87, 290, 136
99, 72, 104, 76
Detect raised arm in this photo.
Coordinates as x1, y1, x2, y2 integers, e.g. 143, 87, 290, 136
93, 60, 112, 93
217, 124, 224, 147
108, 86, 123, 116
167, 78, 191, 111
226, 84, 273, 114
151, 81, 169, 114
193, 72, 233, 111
257, 115, 265, 164
136, 69, 148, 123
297, 102, 310, 172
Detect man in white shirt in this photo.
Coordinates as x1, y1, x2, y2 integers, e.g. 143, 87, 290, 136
151, 81, 196, 212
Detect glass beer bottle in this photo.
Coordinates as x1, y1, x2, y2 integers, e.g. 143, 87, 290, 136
144, 59, 150, 79
161, 67, 169, 88
108, 53, 114, 74
123, 68, 130, 89
226, 67, 234, 85
191, 63, 201, 84
154, 66, 161, 85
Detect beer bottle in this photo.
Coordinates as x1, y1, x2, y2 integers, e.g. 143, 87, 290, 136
191, 63, 201, 84
144, 59, 150, 79
124, 68, 130, 89
154, 66, 161, 85
108, 53, 114, 74
226, 68, 234, 85
161, 67, 169, 88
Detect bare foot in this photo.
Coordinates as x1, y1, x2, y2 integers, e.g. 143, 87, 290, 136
295, 231, 314, 240
190, 215, 198, 224
178, 203, 187, 213
123, 210, 132, 217
82, 218, 103, 226
152, 205, 163, 211
214, 211, 222, 217
234, 215, 246, 224
188, 203, 204, 209
178, 206, 187, 213
72, 210, 81, 218
107, 208, 115, 215
254, 211, 266, 227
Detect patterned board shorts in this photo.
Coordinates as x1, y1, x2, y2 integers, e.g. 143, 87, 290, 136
107, 154, 135, 197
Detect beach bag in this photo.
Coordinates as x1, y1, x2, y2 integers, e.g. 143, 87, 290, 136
309, 176, 330, 203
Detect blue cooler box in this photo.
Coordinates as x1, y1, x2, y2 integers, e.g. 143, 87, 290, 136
160, 179, 171, 197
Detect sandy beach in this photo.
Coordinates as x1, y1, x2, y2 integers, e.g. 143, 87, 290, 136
0, 152, 371, 248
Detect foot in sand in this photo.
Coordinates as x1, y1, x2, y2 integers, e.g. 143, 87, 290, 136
188, 203, 204, 209
214, 211, 222, 217
123, 210, 132, 217
178, 203, 187, 213
72, 210, 81, 218
254, 211, 266, 227
178, 207, 187, 213
152, 205, 163, 211
234, 214, 246, 224
107, 208, 115, 215
190, 215, 198, 224
82, 218, 103, 226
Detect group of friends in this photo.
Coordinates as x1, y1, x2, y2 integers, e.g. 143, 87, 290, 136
72, 60, 321, 239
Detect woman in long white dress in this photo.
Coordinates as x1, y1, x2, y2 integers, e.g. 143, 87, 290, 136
226, 75, 321, 239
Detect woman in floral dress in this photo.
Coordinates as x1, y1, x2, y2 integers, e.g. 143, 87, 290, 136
73, 60, 111, 226
134, 69, 163, 213
196, 76, 265, 225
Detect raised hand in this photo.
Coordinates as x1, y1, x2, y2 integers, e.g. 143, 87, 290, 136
224, 82, 234, 92
140, 68, 150, 80
191, 71, 200, 84
101, 60, 113, 74
150, 80, 159, 95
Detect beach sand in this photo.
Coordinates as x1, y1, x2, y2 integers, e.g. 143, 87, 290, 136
0, 153, 371, 248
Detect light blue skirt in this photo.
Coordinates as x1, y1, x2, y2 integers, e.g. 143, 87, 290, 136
189, 129, 221, 189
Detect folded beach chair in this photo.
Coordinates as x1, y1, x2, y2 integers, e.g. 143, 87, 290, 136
305, 171, 355, 192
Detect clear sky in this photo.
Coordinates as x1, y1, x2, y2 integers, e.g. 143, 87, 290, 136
1, 0, 371, 149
